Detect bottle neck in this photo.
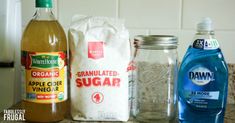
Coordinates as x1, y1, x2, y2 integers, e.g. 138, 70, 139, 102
191, 30, 220, 50
195, 30, 215, 38
33, 8, 55, 21
192, 30, 215, 43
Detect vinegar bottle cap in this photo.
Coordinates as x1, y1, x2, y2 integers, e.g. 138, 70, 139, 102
36, 0, 52, 8
197, 17, 213, 32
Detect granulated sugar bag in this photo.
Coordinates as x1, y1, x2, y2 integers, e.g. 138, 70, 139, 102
69, 15, 130, 121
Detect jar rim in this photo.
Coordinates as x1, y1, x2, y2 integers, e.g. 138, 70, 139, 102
134, 35, 178, 47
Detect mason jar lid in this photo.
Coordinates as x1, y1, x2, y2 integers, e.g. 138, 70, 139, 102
135, 35, 178, 45
134, 35, 178, 49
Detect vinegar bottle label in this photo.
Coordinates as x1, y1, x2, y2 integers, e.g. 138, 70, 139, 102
21, 51, 68, 103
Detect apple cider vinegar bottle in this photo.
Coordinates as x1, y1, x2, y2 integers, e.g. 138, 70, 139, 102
21, 0, 67, 122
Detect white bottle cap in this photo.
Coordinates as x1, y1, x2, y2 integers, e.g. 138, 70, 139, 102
197, 17, 213, 32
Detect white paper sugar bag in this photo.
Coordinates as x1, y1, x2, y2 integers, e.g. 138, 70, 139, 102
69, 15, 130, 121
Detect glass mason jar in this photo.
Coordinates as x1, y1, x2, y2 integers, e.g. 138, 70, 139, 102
133, 35, 178, 123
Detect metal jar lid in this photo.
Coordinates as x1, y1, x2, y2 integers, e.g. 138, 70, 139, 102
134, 35, 178, 49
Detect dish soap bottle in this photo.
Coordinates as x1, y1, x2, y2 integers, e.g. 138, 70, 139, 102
178, 18, 228, 123
21, 0, 67, 122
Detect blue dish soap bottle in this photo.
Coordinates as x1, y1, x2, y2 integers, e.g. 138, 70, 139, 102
178, 18, 228, 123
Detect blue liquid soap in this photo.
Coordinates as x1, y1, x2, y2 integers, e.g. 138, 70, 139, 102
178, 18, 228, 123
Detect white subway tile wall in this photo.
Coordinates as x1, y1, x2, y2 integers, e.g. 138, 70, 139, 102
182, 0, 235, 30
58, 0, 117, 27
119, 0, 181, 29
22, 0, 235, 63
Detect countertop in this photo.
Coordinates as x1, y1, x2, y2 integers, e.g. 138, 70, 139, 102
0, 102, 234, 123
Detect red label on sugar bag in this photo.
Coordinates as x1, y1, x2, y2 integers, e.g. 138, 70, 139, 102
88, 42, 104, 59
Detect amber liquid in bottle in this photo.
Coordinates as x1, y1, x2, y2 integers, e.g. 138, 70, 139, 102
21, 3, 67, 122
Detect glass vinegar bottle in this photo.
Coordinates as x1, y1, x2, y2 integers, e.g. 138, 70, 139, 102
21, 0, 67, 122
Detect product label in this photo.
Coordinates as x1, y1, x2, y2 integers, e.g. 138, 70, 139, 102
75, 70, 122, 105
88, 42, 104, 59
21, 51, 67, 103
182, 66, 221, 109
193, 39, 219, 50
189, 67, 214, 86
185, 91, 219, 100
183, 90, 220, 109
75, 70, 121, 88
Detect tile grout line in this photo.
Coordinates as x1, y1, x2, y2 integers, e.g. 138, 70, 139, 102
177, 0, 184, 41
116, 0, 120, 18
180, 0, 184, 31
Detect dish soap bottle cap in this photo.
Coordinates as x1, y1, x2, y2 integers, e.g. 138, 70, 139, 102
36, 0, 52, 8
197, 17, 213, 32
